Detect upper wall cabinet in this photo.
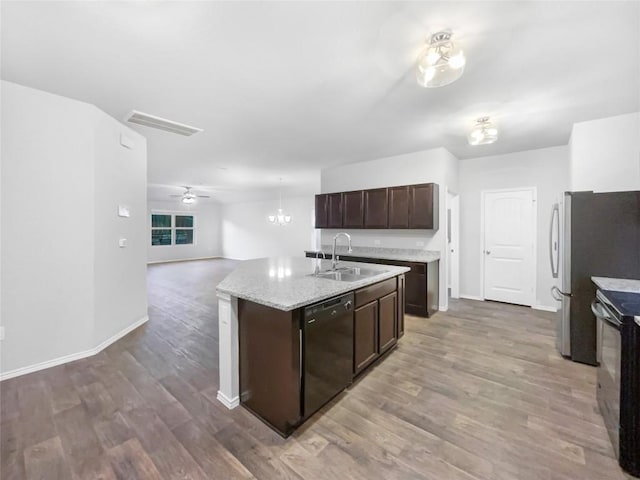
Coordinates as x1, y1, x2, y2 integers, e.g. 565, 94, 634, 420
343, 190, 365, 228
314, 183, 439, 230
364, 188, 389, 229
409, 183, 439, 230
315, 194, 329, 228
327, 193, 343, 228
388, 186, 410, 229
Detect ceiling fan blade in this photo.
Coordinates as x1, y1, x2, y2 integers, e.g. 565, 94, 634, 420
169, 194, 183, 197
197, 195, 210, 198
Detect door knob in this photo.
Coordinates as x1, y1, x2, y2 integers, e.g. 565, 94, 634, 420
485, 250, 491, 255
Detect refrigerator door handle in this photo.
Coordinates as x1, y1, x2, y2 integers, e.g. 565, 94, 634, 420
549, 203, 560, 279
551, 285, 571, 301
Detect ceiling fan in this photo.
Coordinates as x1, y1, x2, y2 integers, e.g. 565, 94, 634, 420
170, 186, 210, 204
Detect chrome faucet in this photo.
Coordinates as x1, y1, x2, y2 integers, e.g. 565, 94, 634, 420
314, 250, 326, 274
332, 233, 353, 270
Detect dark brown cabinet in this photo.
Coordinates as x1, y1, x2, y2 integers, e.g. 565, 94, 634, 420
354, 301, 378, 375
353, 277, 399, 375
397, 274, 406, 337
315, 182, 438, 230
239, 275, 404, 437
388, 186, 410, 228
315, 194, 329, 228
343, 191, 365, 228
378, 291, 397, 353
328, 193, 343, 228
364, 188, 388, 228
305, 251, 439, 318
405, 271, 427, 315
409, 183, 439, 229
238, 300, 302, 436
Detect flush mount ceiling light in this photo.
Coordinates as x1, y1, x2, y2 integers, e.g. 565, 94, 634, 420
416, 31, 466, 88
268, 179, 292, 226
468, 117, 499, 145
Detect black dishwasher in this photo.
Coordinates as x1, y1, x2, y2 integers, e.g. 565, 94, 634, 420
303, 292, 354, 418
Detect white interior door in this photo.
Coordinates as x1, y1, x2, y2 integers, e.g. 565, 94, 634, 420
483, 188, 536, 306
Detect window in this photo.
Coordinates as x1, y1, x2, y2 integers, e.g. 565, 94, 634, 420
151, 213, 194, 246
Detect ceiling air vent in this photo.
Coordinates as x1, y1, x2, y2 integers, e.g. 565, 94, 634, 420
124, 110, 203, 136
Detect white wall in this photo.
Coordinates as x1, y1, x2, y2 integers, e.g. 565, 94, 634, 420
570, 112, 640, 192
221, 195, 316, 260
93, 114, 148, 343
1, 81, 148, 377
147, 200, 222, 263
458, 145, 569, 310
320, 147, 459, 310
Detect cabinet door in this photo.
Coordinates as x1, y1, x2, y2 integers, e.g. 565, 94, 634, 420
354, 301, 378, 374
364, 188, 388, 228
328, 193, 343, 228
388, 186, 410, 228
405, 271, 427, 316
315, 194, 329, 228
378, 292, 397, 353
397, 274, 405, 338
409, 183, 439, 230
426, 260, 439, 317
343, 191, 364, 228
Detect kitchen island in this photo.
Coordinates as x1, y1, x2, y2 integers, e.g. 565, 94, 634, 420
215, 256, 409, 436
306, 245, 440, 317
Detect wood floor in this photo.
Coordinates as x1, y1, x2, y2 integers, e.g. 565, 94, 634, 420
1, 258, 631, 479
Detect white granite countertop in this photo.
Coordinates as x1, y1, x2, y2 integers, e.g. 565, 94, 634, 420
592, 276, 640, 294
305, 245, 440, 263
217, 257, 410, 311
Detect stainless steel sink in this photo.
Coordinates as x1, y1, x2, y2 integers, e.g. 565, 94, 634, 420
311, 267, 385, 282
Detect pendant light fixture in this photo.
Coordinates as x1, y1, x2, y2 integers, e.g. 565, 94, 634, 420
468, 117, 498, 145
416, 31, 466, 88
268, 178, 292, 226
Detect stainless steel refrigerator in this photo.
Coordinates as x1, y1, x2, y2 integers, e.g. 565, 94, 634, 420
550, 191, 640, 366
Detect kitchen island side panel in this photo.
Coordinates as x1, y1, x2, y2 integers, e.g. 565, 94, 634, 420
238, 299, 301, 435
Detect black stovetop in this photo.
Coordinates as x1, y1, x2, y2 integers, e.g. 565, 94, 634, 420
601, 289, 640, 318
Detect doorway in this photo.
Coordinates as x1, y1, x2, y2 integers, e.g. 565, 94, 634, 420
481, 187, 536, 306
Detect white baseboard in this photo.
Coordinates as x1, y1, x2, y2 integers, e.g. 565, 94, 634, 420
0, 315, 149, 381
147, 256, 221, 265
217, 390, 239, 409
438, 305, 448, 312
532, 304, 558, 313
459, 294, 484, 301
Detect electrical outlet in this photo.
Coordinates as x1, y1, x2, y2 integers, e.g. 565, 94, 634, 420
416, 241, 425, 247
119, 238, 128, 248
0, 326, 5, 341
373, 240, 381, 246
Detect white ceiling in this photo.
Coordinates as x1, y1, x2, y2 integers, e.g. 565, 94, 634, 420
2, 1, 639, 203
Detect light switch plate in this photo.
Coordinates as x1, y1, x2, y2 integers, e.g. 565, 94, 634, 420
119, 238, 128, 248
374, 240, 381, 245
0, 326, 5, 341
416, 241, 425, 247
118, 205, 130, 217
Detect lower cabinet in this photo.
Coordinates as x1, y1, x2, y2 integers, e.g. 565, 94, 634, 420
378, 291, 397, 353
353, 279, 398, 375
304, 251, 439, 318
397, 274, 406, 337
354, 301, 378, 374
